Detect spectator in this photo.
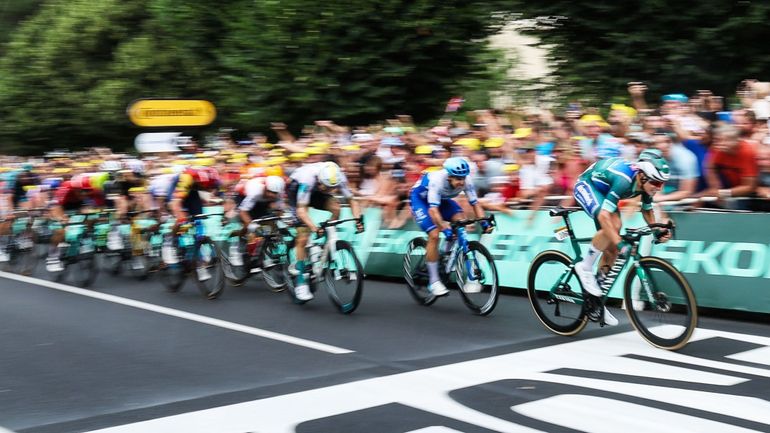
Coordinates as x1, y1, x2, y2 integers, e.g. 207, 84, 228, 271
753, 146, 770, 211
651, 132, 699, 203
577, 115, 628, 162
703, 123, 758, 207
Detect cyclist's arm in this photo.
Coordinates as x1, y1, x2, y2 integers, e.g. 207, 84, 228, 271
295, 204, 318, 233
169, 198, 186, 221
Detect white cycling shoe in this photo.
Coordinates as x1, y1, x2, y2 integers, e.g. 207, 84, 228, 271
603, 307, 619, 326
575, 262, 602, 297
462, 280, 482, 293
429, 281, 449, 296
294, 284, 314, 301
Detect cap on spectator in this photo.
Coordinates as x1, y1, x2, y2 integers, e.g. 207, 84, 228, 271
268, 149, 285, 157
415, 145, 435, 155
627, 131, 652, 144
662, 94, 688, 103
288, 152, 308, 161
512, 128, 532, 139
310, 141, 331, 150
260, 142, 274, 149
264, 166, 284, 177
502, 164, 520, 172
351, 133, 375, 142
484, 137, 504, 148
382, 137, 404, 147
342, 144, 361, 152
306, 147, 325, 155
611, 103, 637, 119
455, 137, 481, 150
267, 156, 289, 165
579, 115, 610, 128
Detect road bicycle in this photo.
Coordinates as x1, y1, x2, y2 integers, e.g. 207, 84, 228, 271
403, 215, 499, 315
285, 216, 364, 314
221, 214, 294, 291
49, 211, 102, 287
158, 213, 224, 300
527, 207, 698, 350
101, 209, 162, 280
0, 210, 37, 275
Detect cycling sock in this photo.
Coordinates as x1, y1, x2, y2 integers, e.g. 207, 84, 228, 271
582, 244, 601, 267
296, 260, 307, 285
427, 261, 439, 285
326, 226, 338, 257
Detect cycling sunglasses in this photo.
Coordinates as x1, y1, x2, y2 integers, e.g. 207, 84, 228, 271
642, 176, 665, 188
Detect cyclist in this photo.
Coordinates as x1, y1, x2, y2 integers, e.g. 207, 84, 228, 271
0, 164, 38, 262
409, 157, 493, 297
47, 174, 107, 272
164, 166, 221, 281
573, 149, 672, 326
233, 175, 286, 268
287, 161, 363, 301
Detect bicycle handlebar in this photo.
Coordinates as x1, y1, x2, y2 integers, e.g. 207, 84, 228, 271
320, 215, 364, 229
622, 220, 676, 244
449, 214, 496, 230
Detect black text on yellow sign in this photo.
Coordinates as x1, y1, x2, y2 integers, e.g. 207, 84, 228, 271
127, 99, 216, 127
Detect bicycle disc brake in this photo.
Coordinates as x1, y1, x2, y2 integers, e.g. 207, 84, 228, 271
653, 292, 672, 313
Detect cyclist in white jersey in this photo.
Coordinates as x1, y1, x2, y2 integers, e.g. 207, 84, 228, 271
287, 161, 363, 301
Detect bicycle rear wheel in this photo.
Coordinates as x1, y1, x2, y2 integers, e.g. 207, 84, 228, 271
195, 239, 225, 300
261, 237, 288, 292
455, 241, 499, 315
624, 256, 698, 350
70, 237, 98, 287
403, 237, 437, 306
527, 250, 588, 335
323, 240, 363, 314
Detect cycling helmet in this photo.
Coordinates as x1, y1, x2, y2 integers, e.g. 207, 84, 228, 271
636, 151, 671, 182
124, 159, 145, 176
443, 157, 471, 178
100, 160, 122, 172
318, 162, 342, 187
71, 174, 93, 190
265, 175, 285, 195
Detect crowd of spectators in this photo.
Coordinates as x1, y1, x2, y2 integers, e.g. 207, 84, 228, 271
4, 79, 769, 225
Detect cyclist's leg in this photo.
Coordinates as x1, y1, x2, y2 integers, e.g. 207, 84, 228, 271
573, 180, 607, 293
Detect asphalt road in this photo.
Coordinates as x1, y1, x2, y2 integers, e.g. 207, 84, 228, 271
0, 260, 768, 433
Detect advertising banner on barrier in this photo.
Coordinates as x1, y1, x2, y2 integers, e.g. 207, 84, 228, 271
313, 208, 770, 314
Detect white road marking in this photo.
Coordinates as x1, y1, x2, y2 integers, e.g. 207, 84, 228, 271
727, 346, 770, 366
84, 329, 770, 433
0, 271, 353, 355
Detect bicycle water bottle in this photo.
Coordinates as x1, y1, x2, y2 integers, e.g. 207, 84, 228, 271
309, 244, 323, 276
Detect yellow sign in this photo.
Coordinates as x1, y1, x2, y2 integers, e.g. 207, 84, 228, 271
127, 99, 216, 127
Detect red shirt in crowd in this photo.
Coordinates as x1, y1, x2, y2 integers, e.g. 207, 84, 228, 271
707, 140, 758, 188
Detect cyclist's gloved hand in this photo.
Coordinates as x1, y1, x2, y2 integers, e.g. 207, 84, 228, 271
441, 227, 454, 240
315, 227, 326, 239
652, 227, 671, 243
480, 220, 493, 234
355, 220, 364, 234
247, 221, 259, 234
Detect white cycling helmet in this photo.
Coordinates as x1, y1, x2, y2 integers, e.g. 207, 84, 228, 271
317, 162, 342, 187
265, 175, 285, 195
100, 160, 122, 172
125, 158, 145, 175
636, 150, 671, 182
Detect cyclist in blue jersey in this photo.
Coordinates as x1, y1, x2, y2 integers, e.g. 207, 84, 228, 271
409, 157, 493, 296
573, 150, 672, 326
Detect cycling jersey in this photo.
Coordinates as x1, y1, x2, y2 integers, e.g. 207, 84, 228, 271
238, 177, 283, 219
574, 157, 652, 219
288, 162, 352, 207
410, 169, 479, 207
55, 180, 106, 211
2, 170, 37, 206
409, 169, 478, 233
168, 173, 203, 216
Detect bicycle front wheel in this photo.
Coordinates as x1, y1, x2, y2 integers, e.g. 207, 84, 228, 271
455, 241, 499, 315
527, 250, 588, 335
403, 237, 437, 306
624, 256, 698, 350
323, 240, 363, 314
195, 239, 225, 300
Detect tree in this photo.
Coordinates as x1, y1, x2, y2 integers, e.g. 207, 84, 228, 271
510, 1, 770, 105
0, 0, 510, 152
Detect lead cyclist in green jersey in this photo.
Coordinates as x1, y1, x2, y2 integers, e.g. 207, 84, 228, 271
573, 150, 673, 325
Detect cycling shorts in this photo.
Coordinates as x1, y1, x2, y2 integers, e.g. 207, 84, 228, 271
573, 180, 606, 229
409, 188, 462, 233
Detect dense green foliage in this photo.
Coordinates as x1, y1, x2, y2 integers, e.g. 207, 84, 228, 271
0, 0, 508, 153
511, 1, 770, 105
